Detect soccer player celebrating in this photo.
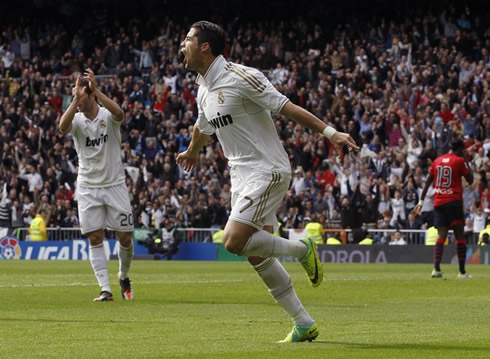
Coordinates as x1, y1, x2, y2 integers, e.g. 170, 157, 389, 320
60, 69, 134, 302
177, 21, 359, 342
413, 138, 473, 279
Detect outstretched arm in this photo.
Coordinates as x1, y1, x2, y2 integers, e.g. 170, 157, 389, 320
280, 101, 360, 157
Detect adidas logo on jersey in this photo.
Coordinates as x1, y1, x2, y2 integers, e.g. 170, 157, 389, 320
86, 134, 108, 147
208, 112, 233, 129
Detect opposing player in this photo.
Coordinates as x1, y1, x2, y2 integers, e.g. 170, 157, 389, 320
413, 138, 473, 279
177, 21, 359, 342
59, 69, 134, 301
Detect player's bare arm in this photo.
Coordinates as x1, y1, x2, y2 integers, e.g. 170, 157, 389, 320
176, 125, 210, 172
412, 173, 434, 216
59, 75, 84, 134
84, 68, 124, 121
279, 101, 360, 155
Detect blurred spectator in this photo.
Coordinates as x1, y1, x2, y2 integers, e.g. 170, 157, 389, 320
28, 209, 47, 241
471, 206, 486, 234
132, 42, 153, 73
404, 212, 423, 243
56, 185, 74, 203
388, 230, 408, 245
334, 182, 364, 242
464, 217, 474, 243
19, 165, 43, 193
479, 232, 489, 246
361, 184, 380, 227
291, 166, 306, 194
61, 208, 79, 228
0, 183, 12, 229
34, 190, 54, 226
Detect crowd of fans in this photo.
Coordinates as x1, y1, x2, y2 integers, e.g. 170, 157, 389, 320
0, 1, 489, 242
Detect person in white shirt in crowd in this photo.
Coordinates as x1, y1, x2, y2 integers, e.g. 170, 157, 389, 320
471, 206, 486, 234
407, 137, 423, 169
132, 41, 153, 72
418, 185, 435, 227
19, 165, 43, 193
388, 189, 406, 226
291, 167, 306, 195
388, 230, 408, 245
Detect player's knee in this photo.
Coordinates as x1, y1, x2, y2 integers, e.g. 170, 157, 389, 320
452, 225, 464, 239
223, 231, 246, 255
248, 256, 265, 266
117, 232, 133, 247
87, 230, 104, 246
223, 236, 243, 255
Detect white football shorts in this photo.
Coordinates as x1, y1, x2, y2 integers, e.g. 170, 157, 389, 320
77, 183, 134, 234
229, 166, 290, 230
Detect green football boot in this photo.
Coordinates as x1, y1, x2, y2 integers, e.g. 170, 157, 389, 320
278, 322, 319, 343
299, 237, 323, 287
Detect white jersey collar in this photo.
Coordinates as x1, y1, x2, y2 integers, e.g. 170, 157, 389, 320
196, 55, 226, 87
82, 105, 102, 122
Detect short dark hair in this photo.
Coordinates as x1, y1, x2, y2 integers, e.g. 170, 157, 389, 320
191, 21, 225, 56
80, 78, 93, 95
450, 137, 464, 151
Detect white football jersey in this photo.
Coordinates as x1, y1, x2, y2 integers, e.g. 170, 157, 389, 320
70, 106, 125, 187
195, 55, 291, 173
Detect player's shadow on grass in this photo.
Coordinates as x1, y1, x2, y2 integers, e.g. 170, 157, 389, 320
145, 298, 367, 308
143, 298, 278, 306
0, 317, 160, 324
326, 341, 484, 352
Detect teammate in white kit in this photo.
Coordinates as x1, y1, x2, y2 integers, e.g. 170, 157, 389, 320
177, 21, 359, 342
60, 69, 134, 302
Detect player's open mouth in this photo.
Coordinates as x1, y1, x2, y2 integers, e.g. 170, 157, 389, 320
179, 50, 187, 66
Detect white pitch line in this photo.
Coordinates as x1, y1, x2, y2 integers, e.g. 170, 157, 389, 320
0, 279, 245, 288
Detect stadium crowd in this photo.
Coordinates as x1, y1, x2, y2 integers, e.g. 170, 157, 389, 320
0, 1, 489, 242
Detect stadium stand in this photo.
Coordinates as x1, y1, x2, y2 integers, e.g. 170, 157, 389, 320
0, 0, 489, 243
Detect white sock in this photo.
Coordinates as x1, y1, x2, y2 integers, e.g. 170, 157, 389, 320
118, 242, 133, 280
89, 244, 111, 293
253, 258, 314, 327
240, 230, 307, 259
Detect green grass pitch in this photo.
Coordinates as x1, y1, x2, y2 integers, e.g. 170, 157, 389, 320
0, 261, 489, 359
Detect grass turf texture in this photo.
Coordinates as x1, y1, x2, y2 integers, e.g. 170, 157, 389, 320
0, 261, 489, 359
